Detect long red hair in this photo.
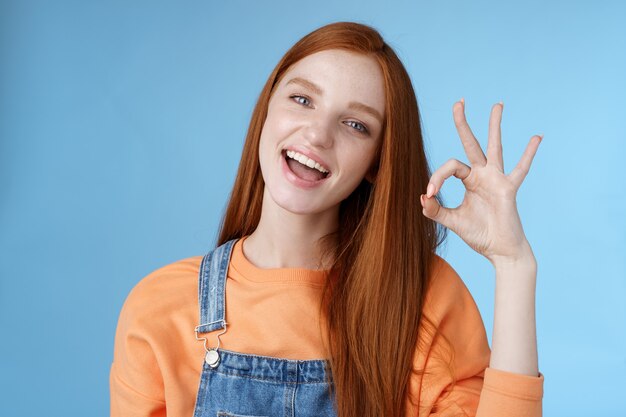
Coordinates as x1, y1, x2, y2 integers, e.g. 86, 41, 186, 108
217, 21, 448, 417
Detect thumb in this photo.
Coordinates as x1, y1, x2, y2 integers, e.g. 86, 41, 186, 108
420, 193, 454, 229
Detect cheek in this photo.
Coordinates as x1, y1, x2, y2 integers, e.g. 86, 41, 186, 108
258, 113, 284, 154
265, 105, 300, 133
274, 111, 301, 135
341, 142, 378, 173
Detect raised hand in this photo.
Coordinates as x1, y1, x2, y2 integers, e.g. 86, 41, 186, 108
420, 99, 542, 265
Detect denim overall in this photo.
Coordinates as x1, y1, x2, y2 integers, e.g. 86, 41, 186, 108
192, 239, 338, 417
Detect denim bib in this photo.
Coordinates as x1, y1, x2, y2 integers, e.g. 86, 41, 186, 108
192, 239, 338, 417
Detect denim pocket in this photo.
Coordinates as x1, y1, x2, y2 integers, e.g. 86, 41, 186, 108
217, 412, 269, 417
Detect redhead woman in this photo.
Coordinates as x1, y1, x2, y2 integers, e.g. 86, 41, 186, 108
110, 22, 544, 417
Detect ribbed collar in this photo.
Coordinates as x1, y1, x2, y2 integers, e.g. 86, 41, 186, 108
229, 235, 332, 286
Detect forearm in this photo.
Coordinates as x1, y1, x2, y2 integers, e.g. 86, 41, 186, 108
488, 245, 539, 376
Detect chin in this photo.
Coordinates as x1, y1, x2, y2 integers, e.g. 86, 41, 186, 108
268, 188, 336, 216
274, 196, 328, 215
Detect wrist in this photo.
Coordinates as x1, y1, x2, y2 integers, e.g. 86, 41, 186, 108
489, 241, 536, 268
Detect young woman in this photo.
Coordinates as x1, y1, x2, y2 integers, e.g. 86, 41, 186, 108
110, 22, 544, 417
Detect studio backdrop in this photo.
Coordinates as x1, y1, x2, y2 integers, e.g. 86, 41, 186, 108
1, 1, 624, 416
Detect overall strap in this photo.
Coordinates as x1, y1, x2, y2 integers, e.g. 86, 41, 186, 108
195, 238, 237, 334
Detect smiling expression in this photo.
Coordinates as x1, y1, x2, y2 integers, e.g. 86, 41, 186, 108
258, 49, 386, 215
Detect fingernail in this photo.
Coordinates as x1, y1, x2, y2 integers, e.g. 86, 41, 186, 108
499, 101, 504, 108
538, 134, 544, 140
427, 183, 435, 197
460, 97, 465, 105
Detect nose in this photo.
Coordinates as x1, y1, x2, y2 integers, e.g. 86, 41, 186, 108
302, 118, 334, 149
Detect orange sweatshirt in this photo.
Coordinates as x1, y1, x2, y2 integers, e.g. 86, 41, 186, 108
110, 237, 544, 416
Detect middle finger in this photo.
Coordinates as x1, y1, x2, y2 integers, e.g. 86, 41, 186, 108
453, 99, 487, 167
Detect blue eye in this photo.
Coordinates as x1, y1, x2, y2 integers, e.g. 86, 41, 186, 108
290, 94, 369, 135
290, 95, 311, 106
345, 120, 369, 135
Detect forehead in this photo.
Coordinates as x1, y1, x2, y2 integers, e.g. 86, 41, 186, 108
278, 49, 386, 114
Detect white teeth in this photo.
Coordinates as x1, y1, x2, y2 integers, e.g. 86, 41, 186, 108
285, 150, 329, 174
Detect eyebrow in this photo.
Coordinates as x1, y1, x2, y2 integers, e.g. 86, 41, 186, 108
285, 77, 384, 123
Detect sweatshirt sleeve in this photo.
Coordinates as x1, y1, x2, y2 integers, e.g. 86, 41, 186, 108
110, 273, 167, 417
406, 255, 544, 417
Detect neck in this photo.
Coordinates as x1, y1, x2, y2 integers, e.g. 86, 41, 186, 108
243, 188, 338, 270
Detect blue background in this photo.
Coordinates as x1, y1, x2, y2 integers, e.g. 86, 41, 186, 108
1, 1, 624, 416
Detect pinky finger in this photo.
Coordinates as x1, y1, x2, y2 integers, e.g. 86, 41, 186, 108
509, 134, 543, 188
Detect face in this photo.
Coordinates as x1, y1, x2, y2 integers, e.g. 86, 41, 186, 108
258, 49, 386, 216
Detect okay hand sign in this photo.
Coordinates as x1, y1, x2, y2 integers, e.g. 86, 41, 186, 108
420, 99, 543, 264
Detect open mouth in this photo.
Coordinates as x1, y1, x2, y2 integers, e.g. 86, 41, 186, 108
282, 149, 331, 182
